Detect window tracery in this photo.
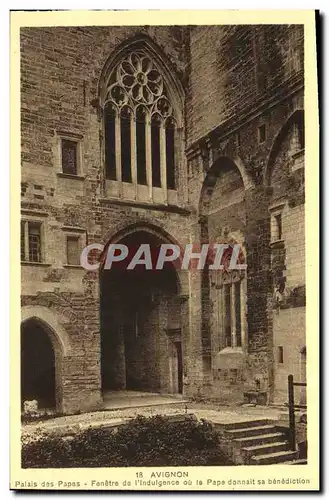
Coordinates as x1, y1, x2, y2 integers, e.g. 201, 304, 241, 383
210, 243, 247, 349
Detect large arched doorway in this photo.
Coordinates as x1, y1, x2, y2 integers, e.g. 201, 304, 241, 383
100, 229, 183, 395
198, 156, 248, 403
21, 319, 56, 410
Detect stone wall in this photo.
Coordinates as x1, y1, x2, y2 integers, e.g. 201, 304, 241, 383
185, 24, 305, 404
186, 24, 304, 146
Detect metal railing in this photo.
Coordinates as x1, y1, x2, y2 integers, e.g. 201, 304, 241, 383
288, 374, 307, 450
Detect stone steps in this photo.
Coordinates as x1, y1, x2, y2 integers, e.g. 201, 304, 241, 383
221, 418, 271, 430
283, 458, 307, 465
226, 424, 278, 439
241, 440, 289, 463
250, 449, 299, 465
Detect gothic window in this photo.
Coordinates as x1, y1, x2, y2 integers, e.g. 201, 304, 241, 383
61, 139, 78, 175
21, 221, 42, 263
104, 50, 178, 193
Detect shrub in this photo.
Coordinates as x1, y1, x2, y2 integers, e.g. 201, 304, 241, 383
22, 414, 233, 468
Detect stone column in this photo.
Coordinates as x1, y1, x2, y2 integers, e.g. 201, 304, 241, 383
160, 123, 167, 203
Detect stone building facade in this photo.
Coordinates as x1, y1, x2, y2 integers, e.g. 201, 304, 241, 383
20, 24, 305, 414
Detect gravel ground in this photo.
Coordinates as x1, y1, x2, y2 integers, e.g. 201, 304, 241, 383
22, 401, 284, 435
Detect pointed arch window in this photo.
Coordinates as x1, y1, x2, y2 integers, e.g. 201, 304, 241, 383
222, 271, 245, 348
136, 107, 147, 185
104, 104, 116, 180
103, 50, 179, 198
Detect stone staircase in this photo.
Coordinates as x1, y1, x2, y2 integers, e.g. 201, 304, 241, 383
216, 419, 307, 465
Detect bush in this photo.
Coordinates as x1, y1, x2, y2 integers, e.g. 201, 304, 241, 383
22, 415, 233, 468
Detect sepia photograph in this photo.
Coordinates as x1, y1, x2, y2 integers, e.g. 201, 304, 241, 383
10, 9, 319, 491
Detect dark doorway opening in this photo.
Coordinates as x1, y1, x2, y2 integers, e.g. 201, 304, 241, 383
21, 319, 56, 410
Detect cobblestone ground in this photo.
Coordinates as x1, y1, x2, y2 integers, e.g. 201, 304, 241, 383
22, 395, 286, 436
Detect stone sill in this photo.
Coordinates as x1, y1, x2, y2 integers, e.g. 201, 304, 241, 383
98, 197, 191, 215
57, 173, 85, 181
21, 261, 51, 267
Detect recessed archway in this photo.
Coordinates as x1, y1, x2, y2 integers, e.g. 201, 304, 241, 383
198, 157, 247, 361
100, 227, 184, 396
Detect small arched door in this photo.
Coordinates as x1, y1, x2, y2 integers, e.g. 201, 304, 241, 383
300, 346, 307, 406
21, 319, 56, 410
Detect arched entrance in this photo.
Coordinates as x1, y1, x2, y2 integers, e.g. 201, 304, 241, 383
21, 319, 56, 410
100, 229, 183, 395
197, 156, 249, 402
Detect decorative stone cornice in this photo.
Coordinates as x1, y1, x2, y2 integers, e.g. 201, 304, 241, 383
98, 197, 191, 215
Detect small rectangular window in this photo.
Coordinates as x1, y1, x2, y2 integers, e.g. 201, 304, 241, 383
258, 124, 266, 143
66, 236, 80, 266
278, 346, 284, 364
274, 213, 282, 240
105, 106, 116, 180
120, 110, 132, 183
166, 124, 175, 190
28, 222, 42, 262
21, 221, 26, 261
224, 284, 232, 347
61, 139, 78, 175
235, 282, 241, 347
151, 120, 161, 188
